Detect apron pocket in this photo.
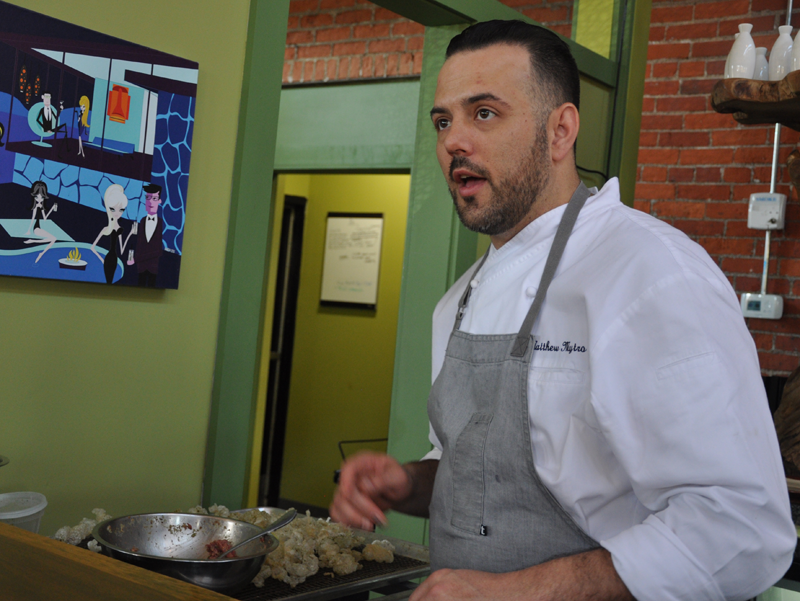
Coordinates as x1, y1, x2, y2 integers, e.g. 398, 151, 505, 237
451, 412, 493, 534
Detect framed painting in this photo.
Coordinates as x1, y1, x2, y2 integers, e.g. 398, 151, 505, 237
0, 1, 198, 288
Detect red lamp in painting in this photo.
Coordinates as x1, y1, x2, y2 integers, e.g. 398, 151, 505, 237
107, 84, 130, 124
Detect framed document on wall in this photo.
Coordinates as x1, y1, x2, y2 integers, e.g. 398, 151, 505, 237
320, 212, 383, 308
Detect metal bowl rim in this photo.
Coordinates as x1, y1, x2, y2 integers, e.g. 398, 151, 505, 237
92, 512, 277, 563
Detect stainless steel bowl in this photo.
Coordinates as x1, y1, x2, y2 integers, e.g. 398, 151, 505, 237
92, 512, 278, 595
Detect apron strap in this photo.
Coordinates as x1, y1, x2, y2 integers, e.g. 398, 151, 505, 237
454, 247, 491, 331
510, 182, 592, 358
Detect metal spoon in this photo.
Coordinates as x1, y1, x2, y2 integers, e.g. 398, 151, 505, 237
214, 508, 297, 560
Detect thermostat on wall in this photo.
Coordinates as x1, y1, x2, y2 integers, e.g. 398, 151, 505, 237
740, 292, 783, 319
747, 192, 787, 229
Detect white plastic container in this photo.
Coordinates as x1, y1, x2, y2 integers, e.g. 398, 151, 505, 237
769, 25, 794, 80
725, 23, 756, 78
0, 492, 47, 533
755, 47, 770, 80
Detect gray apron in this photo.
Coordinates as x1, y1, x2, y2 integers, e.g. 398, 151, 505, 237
428, 183, 599, 572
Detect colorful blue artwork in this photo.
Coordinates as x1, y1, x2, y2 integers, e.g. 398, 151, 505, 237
0, 1, 198, 288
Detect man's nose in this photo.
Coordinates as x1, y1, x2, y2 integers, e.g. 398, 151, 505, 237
442, 119, 474, 156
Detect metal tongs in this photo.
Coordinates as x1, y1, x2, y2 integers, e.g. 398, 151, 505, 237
214, 508, 297, 560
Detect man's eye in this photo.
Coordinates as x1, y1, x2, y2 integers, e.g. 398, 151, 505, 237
477, 109, 495, 121
435, 118, 450, 131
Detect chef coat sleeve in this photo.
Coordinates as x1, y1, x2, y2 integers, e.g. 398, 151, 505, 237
591, 271, 795, 601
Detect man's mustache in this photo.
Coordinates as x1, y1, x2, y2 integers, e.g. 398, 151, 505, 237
449, 156, 490, 183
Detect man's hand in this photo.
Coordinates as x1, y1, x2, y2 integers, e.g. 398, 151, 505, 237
329, 451, 412, 530
409, 549, 634, 601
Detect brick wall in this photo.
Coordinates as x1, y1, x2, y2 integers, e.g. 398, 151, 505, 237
639, 0, 800, 375
283, 0, 570, 84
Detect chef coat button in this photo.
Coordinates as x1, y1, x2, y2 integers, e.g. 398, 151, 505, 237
470, 279, 479, 289
525, 286, 536, 297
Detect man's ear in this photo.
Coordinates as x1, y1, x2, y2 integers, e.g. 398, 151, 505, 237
549, 103, 579, 163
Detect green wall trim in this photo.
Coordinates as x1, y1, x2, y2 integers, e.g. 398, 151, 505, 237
371, 0, 618, 86
274, 80, 421, 172
204, 0, 290, 508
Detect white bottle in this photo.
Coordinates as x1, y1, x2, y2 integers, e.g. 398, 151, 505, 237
755, 47, 769, 80
769, 25, 794, 80
791, 30, 800, 71
725, 23, 756, 78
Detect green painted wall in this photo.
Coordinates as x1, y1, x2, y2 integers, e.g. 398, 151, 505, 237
0, 0, 252, 534
278, 174, 410, 509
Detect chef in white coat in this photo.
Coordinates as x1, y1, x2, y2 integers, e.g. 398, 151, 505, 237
330, 20, 796, 601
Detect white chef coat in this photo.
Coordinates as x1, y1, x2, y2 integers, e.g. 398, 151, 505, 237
424, 178, 795, 601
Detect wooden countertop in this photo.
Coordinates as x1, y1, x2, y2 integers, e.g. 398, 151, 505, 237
0, 521, 231, 600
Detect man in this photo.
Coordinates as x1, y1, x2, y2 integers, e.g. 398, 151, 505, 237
36, 92, 68, 153
134, 183, 163, 287
330, 20, 796, 601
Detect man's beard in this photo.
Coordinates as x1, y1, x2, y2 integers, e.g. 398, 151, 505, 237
448, 130, 550, 236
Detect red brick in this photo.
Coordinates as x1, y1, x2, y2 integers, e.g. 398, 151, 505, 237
641, 97, 656, 112
287, 30, 315, 44
691, 40, 733, 58
673, 219, 725, 236
315, 59, 326, 81
719, 15, 777, 37
523, 7, 570, 23
633, 199, 652, 213
660, 131, 710, 147
656, 96, 707, 112
705, 201, 747, 219
666, 22, 718, 40
669, 167, 695, 182
724, 220, 757, 237
721, 258, 763, 273
408, 36, 425, 51
653, 200, 705, 217
333, 41, 367, 56
652, 62, 678, 77
650, 5, 694, 23
723, 167, 753, 183
644, 80, 681, 96
679, 61, 706, 77
350, 55, 363, 78
291, 61, 302, 83
354, 24, 390, 39
639, 131, 659, 146
776, 240, 800, 255
638, 147, 680, 164
751, 332, 774, 350
712, 129, 769, 146
317, 27, 351, 43
320, 0, 355, 8
707, 59, 726, 75
641, 166, 668, 181
732, 183, 777, 200
287, 16, 300, 29
368, 39, 406, 53
733, 147, 774, 164
752, 0, 789, 12
648, 42, 691, 60
290, 0, 319, 14
550, 24, 573, 38
695, 0, 749, 19
392, 21, 425, 36
374, 54, 386, 77
680, 148, 734, 165
303, 60, 314, 82
685, 112, 737, 129
285, 47, 296, 60
326, 58, 338, 80
781, 259, 800, 277
635, 183, 677, 200
399, 52, 414, 76
413, 52, 423, 74
676, 183, 728, 200
298, 45, 331, 59
301, 13, 334, 27
374, 7, 403, 20
649, 26, 667, 42
681, 79, 717, 95
748, 315, 800, 334
699, 237, 755, 255
385, 54, 397, 76
336, 9, 373, 24
640, 114, 683, 130
756, 352, 799, 374
776, 334, 800, 353
282, 62, 291, 82
696, 167, 722, 182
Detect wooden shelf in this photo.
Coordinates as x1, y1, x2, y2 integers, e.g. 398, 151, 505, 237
711, 70, 800, 132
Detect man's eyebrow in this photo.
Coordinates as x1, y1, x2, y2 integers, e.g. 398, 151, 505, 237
429, 93, 511, 118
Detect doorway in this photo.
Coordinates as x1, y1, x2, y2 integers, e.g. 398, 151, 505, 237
259, 173, 410, 513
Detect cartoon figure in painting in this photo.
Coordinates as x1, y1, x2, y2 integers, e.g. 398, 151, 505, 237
91, 184, 136, 284
24, 180, 58, 263
0, 122, 4, 147
133, 183, 163, 287
76, 95, 89, 158
36, 92, 69, 155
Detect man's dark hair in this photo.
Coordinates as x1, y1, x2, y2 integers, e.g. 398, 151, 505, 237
445, 20, 580, 112
144, 183, 162, 194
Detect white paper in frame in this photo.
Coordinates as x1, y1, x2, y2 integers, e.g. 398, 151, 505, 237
320, 213, 383, 308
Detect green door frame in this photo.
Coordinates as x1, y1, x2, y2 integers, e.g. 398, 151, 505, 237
203, 0, 651, 517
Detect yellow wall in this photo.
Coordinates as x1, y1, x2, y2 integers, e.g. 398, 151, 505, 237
277, 173, 409, 509
0, 0, 250, 534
